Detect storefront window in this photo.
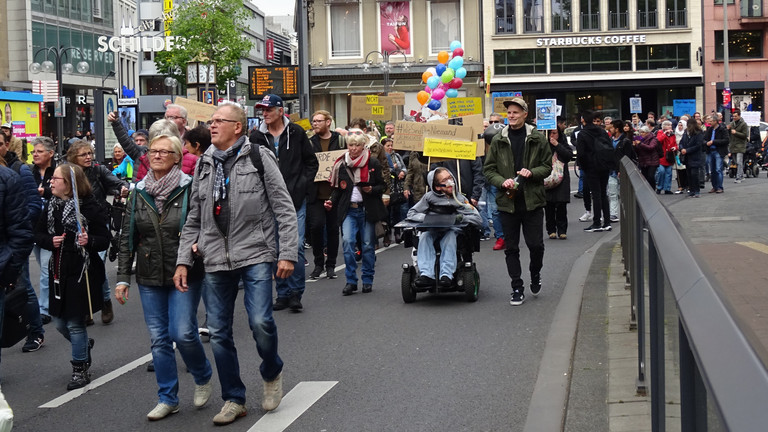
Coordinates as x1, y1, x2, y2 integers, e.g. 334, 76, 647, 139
141, 76, 169, 96
551, 0, 571, 31
494, 49, 546, 74
496, 0, 516, 34
714, 31, 763, 59
636, 44, 690, 70
551, 46, 631, 73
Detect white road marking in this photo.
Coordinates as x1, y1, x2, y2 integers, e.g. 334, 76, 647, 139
305, 243, 398, 283
248, 381, 338, 432
39, 353, 152, 408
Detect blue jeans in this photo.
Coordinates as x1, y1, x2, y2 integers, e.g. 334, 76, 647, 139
17, 260, 44, 338
138, 282, 212, 406
54, 316, 88, 362
417, 229, 457, 279
33, 245, 51, 315
479, 187, 491, 237
341, 207, 376, 285
275, 200, 306, 300
706, 151, 723, 190
485, 185, 503, 239
98, 250, 110, 301
204, 263, 283, 405
655, 165, 673, 192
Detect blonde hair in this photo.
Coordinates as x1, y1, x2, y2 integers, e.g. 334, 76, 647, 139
149, 134, 183, 167
346, 128, 367, 146
149, 119, 180, 141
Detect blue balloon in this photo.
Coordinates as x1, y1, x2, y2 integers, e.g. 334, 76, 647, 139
455, 67, 467, 79
427, 99, 441, 110
448, 56, 464, 70
435, 63, 446, 76
449, 40, 462, 51
427, 76, 440, 89
446, 89, 459, 98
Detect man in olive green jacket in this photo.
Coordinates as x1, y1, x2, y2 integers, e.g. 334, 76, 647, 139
483, 98, 552, 306
727, 108, 749, 182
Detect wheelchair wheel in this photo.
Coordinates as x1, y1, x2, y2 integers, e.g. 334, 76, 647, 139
753, 165, 761, 178
401, 266, 417, 303
462, 267, 479, 302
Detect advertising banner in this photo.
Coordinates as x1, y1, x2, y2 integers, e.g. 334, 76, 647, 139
380, 2, 411, 54
0, 100, 42, 139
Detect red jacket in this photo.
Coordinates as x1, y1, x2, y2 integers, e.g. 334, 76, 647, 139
656, 130, 677, 167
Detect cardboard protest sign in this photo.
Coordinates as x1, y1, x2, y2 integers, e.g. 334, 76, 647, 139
350, 95, 393, 121
388, 92, 405, 106
393, 121, 473, 152
423, 138, 477, 160
446, 97, 483, 118
174, 97, 216, 124
314, 150, 347, 182
295, 118, 312, 131
742, 111, 761, 127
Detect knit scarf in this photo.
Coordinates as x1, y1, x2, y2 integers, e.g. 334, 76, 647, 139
144, 165, 181, 214
211, 137, 245, 202
329, 149, 370, 188
47, 196, 85, 236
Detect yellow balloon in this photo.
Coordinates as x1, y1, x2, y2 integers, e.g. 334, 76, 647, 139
437, 51, 449, 64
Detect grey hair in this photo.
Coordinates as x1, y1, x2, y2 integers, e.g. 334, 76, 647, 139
662, 120, 672, 128
149, 119, 181, 141
165, 104, 188, 119
31, 136, 56, 152
113, 143, 124, 151
638, 126, 651, 133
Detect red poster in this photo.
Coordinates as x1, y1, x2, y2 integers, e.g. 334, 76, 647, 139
266, 39, 274, 61
380, 2, 411, 54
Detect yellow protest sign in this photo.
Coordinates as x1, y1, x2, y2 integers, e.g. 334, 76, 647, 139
423, 137, 478, 160
295, 118, 312, 131
314, 150, 347, 182
350, 95, 393, 121
447, 97, 483, 118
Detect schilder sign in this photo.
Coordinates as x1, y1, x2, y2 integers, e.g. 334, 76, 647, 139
97, 36, 183, 53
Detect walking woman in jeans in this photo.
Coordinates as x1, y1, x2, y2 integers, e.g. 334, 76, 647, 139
115, 134, 213, 420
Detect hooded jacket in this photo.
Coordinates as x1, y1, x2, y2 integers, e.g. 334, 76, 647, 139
406, 169, 481, 227
250, 116, 319, 210
429, 158, 485, 202
483, 123, 551, 214
0, 166, 34, 287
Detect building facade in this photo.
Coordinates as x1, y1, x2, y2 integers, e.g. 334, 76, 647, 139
703, 0, 768, 117
308, 0, 484, 128
484, 0, 703, 124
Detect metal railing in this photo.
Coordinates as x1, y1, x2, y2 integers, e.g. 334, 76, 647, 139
666, 9, 687, 27
524, 15, 544, 33
619, 157, 768, 431
580, 12, 600, 30
552, 14, 571, 32
637, 10, 658, 28
609, 11, 629, 29
496, 17, 516, 34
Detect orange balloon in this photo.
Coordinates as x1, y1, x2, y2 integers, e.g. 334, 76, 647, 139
417, 90, 430, 106
421, 70, 433, 83
437, 51, 450, 64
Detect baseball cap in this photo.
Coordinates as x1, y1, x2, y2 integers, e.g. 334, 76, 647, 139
0, 123, 10, 129
255, 94, 284, 108
503, 97, 528, 112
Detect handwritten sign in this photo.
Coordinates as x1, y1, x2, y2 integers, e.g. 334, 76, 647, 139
314, 150, 347, 182
389, 92, 405, 106
174, 97, 217, 123
431, 114, 485, 157
393, 121, 473, 152
742, 111, 762, 127
673, 99, 696, 117
446, 97, 483, 118
350, 95, 393, 121
423, 138, 478, 160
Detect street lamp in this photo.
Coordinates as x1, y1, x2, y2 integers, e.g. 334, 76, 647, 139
29, 46, 90, 155
361, 50, 410, 94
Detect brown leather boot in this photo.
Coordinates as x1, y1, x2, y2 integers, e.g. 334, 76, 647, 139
101, 300, 114, 324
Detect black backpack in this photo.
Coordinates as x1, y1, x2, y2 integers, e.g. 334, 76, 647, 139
589, 130, 618, 172
1, 285, 29, 348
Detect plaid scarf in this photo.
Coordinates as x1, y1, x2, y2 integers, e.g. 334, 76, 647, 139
143, 165, 182, 214
329, 149, 370, 188
211, 137, 245, 202
47, 197, 86, 236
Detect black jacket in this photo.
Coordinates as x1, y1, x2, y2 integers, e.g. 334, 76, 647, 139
329, 157, 387, 225
704, 124, 729, 157
309, 131, 346, 202
0, 166, 34, 287
680, 131, 704, 168
250, 121, 319, 209
615, 134, 637, 166
84, 163, 128, 204
575, 124, 607, 172
430, 157, 485, 202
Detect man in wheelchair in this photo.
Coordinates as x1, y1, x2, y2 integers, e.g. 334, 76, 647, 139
405, 167, 481, 288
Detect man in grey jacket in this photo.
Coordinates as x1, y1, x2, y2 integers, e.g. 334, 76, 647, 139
173, 104, 298, 426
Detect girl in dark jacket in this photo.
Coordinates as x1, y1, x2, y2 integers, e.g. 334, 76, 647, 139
680, 121, 704, 197
325, 129, 387, 296
545, 126, 574, 239
36, 164, 109, 390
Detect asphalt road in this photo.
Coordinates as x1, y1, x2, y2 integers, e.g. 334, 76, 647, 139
2, 203, 608, 432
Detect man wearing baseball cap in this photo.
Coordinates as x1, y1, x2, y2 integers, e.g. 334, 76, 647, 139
483, 97, 552, 306
250, 94, 318, 313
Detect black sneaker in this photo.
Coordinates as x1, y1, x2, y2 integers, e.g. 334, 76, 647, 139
22, 335, 44, 352
41, 314, 52, 325
584, 223, 603, 233
273, 297, 290, 311
87, 338, 94, 367
362, 284, 373, 293
342, 283, 358, 296
530, 276, 542, 297
510, 290, 525, 306
147, 360, 154, 372
309, 266, 323, 279
326, 267, 337, 279
439, 276, 452, 288
602, 224, 612, 232
288, 294, 303, 312
415, 275, 435, 288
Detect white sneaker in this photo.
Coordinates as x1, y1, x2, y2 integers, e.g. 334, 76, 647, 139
194, 380, 213, 407
262, 372, 283, 411
610, 215, 620, 223
579, 211, 593, 222
147, 403, 179, 421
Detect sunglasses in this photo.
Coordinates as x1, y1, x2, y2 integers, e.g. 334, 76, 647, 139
489, 120, 501, 124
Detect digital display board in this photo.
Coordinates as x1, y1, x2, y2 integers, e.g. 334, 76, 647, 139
248, 66, 299, 100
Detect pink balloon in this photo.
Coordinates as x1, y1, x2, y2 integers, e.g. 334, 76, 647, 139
425, 85, 432, 93
449, 78, 464, 89
453, 47, 464, 57
432, 88, 446, 100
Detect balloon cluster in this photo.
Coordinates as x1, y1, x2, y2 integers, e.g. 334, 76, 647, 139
417, 40, 467, 111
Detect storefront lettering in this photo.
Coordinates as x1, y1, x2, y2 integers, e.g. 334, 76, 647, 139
536, 34, 647, 47
97, 36, 183, 53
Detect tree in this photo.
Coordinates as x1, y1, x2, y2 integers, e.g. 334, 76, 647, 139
155, 0, 253, 94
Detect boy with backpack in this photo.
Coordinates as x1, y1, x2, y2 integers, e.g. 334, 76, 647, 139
576, 110, 615, 232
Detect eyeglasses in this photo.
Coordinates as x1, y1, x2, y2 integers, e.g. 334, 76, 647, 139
77, 152, 93, 158
51, 176, 66, 182
148, 149, 177, 157
165, 115, 184, 121
32, 150, 52, 154
210, 118, 239, 126
435, 183, 451, 188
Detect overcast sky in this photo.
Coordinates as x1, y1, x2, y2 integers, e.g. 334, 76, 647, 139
252, 0, 295, 16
